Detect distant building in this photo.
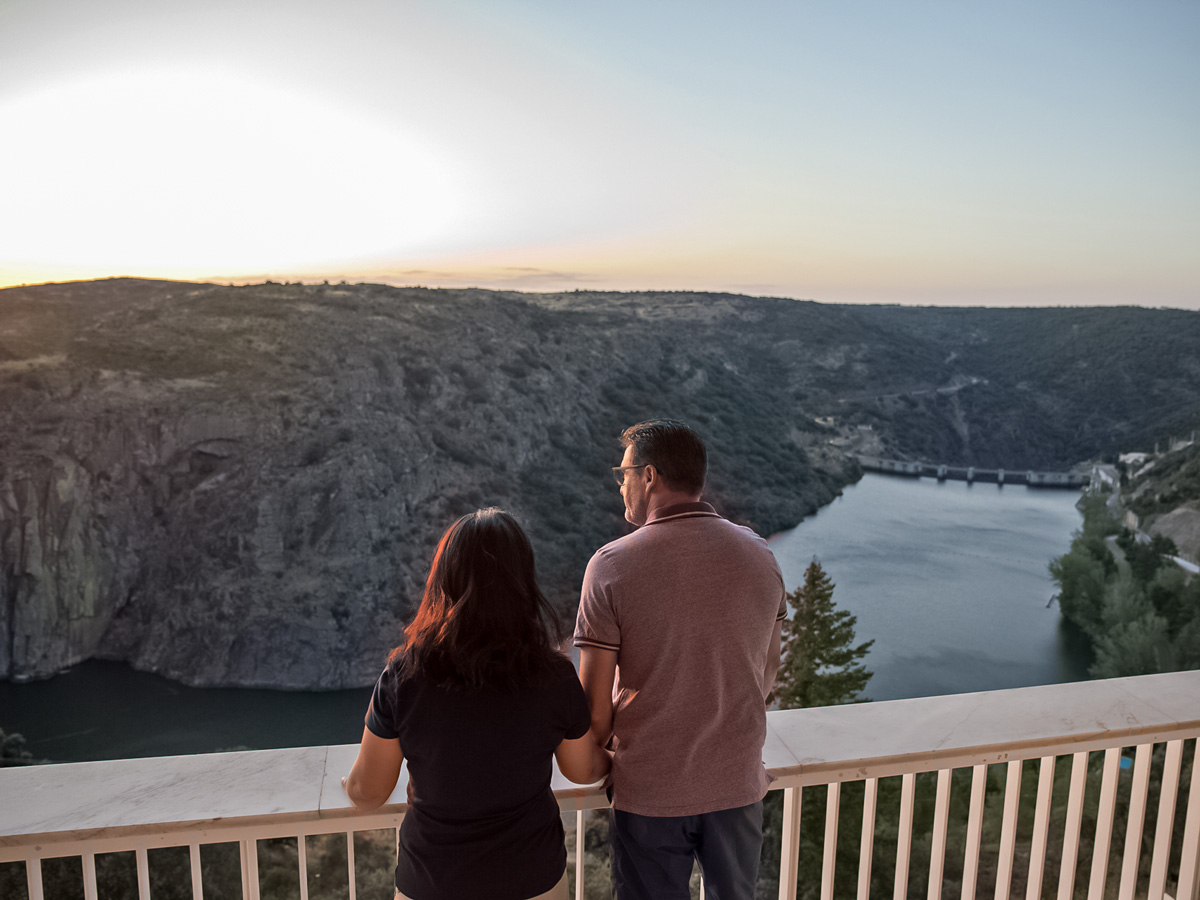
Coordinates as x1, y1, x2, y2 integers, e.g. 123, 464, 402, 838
1090, 464, 1118, 492
1170, 435, 1194, 452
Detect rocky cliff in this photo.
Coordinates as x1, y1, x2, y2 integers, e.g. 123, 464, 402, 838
1125, 442, 1200, 562
2, 279, 1197, 687
0, 280, 856, 686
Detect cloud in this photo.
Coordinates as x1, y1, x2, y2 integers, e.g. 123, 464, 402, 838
390, 269, 462, 279
723, 283, 783, 296
492, 268, 594, 288
355, 266, 596, 291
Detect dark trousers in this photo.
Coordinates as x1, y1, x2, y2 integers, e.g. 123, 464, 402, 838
609, 800, 764, 900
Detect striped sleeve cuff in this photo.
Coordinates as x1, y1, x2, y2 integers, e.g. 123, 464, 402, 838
574, 636, 621, 652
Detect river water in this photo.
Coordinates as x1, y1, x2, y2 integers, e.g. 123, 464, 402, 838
768, 473, 1090, 701
1, 473, 1088, 762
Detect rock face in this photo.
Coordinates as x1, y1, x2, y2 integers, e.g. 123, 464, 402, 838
2, 279, 1198, 688
0, 372, 413, 688
1149, 504, 1200, 562
0, 280, 856, 686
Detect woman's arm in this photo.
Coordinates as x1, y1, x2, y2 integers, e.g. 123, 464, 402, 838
342, 726, 403, 811
554, 729, 612, 785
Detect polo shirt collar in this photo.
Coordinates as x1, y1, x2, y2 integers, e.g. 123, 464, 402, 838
644, 500, 720, 525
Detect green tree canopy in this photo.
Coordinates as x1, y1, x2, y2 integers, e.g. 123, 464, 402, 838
1052, 491, 1200, 680
1117, 528, 1180, 583
0, 728, 33, 767
775, 559, 874, 709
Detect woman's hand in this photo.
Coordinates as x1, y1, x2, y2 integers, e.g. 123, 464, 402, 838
343, 726, 403, 811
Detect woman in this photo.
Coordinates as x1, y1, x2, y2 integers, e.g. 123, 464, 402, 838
343, 508, 610, 900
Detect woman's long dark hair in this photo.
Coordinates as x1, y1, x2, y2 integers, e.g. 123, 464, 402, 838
390, 508, 565, 690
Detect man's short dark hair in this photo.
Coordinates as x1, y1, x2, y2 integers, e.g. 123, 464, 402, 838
620, 419, 707, 495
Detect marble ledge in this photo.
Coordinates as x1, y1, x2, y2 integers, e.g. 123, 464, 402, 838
763, 670, 1200, 785
0, 746, 329, 846
0, 742, 612, 845
4, 671, 1198, 847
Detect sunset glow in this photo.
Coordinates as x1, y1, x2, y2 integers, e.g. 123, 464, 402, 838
1, 0, 1196, 307
0, 67, 467, 273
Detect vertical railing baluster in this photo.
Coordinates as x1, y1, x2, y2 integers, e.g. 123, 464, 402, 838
189, 843, 203, 900
246, 839, 261, 900
962, 764, 987, 900
136, 846, 151, 900
82, 851, 99, 900
1177, 740, 1200, 900
778, 786, 803, 900
25, 855, 44, 900
346, 831, 357, 900
1057, 751, 1089, 900
239, 839, 251, 900
1088, 746, 1121, 900
858, 778, 878, 900
821, 781, 841, 900
1119, 744, 1153, 900
297, 834, 309, 900
1026, 755, 1056, 900
576, 810, 585, 900
927, 769, 952, 900
995, 760, 1023, 900
1147, 740, 1183, 900
893, 773, 915, 900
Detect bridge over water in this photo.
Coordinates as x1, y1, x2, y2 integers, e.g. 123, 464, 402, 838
855, 455, 1089, 487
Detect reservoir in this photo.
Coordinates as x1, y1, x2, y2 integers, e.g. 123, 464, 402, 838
768, 472, 1089, 701
1, 473, 1088, 763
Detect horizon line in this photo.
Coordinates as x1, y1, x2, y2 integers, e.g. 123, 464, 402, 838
1, 274, 1194, 313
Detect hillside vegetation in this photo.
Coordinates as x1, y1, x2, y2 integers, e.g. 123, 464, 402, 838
1052, 494, 1200, 679
2, 279, 1198, 688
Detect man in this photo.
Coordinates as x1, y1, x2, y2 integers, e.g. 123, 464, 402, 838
574, 419, 785, 900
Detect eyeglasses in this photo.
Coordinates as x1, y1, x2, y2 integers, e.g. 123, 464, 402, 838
612, 464, 649, 485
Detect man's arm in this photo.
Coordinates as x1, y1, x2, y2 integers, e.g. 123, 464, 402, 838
578, 646, 618, 746
763, 618, 783, 702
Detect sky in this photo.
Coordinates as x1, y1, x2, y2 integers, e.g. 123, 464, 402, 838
1, 0, 1197, 307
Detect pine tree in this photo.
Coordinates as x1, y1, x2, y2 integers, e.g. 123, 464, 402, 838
775, 560, 873, 709
760, 560, 876, 900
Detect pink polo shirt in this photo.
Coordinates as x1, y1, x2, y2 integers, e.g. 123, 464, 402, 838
574, 501, 786, 816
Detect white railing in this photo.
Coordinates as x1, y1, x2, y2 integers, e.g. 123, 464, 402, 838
2, 671, 1199, 900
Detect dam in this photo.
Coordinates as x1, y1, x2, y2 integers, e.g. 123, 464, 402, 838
854, 455, 1089, 487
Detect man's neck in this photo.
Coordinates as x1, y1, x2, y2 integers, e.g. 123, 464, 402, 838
644, 491, 703, 521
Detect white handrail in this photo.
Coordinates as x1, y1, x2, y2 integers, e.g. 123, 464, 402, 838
3, 671, 1199, 899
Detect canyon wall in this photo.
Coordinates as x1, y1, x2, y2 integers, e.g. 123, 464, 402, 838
2, 279, 1197, 687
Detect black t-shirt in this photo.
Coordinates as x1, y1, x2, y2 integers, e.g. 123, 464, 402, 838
365, 654, 590, 900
